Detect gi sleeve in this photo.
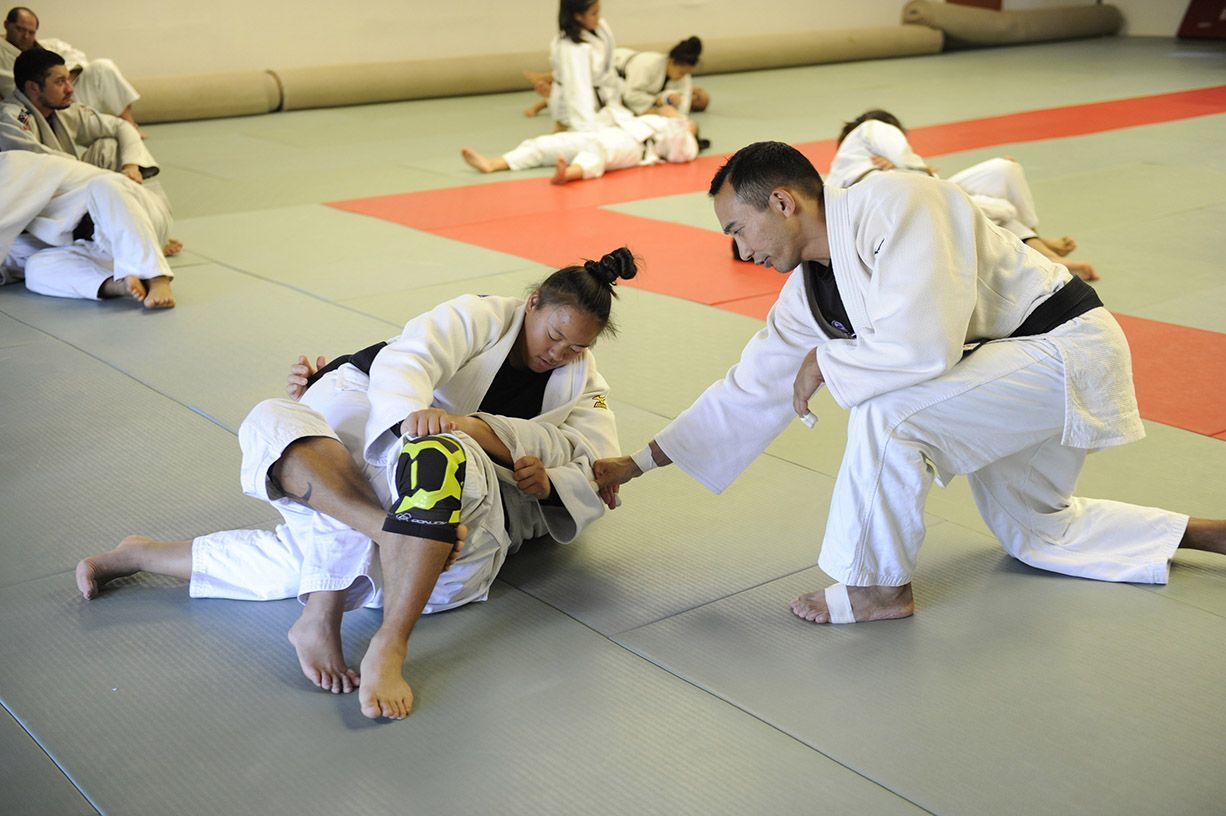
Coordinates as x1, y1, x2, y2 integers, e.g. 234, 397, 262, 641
364, 294, 502, 462
655, 270, 826, 493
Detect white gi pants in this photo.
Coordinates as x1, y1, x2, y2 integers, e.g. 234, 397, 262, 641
948, 158, 1041, 241
190, 366, 522, 614
818, 321, 1187, 587
503, 128, 642, 179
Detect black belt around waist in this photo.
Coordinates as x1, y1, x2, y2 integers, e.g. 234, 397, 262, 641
966, 275, 1102, 356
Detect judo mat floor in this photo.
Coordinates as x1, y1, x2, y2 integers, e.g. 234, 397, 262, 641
2, 36, 1225, 815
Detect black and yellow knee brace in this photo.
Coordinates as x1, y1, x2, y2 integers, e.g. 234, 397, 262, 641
383, 433, 465, 543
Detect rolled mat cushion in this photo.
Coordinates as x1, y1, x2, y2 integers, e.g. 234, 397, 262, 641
902, 0, 1123, 48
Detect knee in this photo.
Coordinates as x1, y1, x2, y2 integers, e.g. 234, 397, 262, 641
384, 434, 467, 543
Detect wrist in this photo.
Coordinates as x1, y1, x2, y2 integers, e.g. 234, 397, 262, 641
630, 446, 656, 475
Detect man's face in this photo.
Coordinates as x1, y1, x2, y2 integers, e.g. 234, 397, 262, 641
4, 10, 38, 51
714, 182, 803, 272
29, 64, 74, 110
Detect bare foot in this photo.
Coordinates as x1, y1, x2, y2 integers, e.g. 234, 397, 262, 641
1042, 235, 1077, 257
358, 632, 413, 720
550, 158, 572, 186
461, 147, 496, 174
163, 239, 183, 257
143, 276, 176, 309
1064, 259, 1099, 282
99, 275, 147, 303
76, 535, 149, 599
789, 583, 914, 624
288, 612, 359, 694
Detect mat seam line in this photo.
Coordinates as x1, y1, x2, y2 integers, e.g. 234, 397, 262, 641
0, 700, 103, 815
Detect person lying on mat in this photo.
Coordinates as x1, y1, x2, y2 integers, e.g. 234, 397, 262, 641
76, 248, 637, 720
0, 150, 175, 307
462, 109, 699, 185
827, 108, 1098, 282
594, 141, 1226, 625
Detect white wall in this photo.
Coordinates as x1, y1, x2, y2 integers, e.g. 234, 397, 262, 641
22, 0, 904, 77
19, 0, 1189, 79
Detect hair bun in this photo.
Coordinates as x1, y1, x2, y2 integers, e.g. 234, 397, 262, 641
587, 246, 637, 285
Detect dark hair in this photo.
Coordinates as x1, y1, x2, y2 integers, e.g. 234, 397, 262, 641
558, 0, 597, 44
535, 247, 637, 336
837, 109, 905, 146
5, 6, 37, 26
668, 36, 702, 66
14, 47, 63, 94
708, 141, 824, 210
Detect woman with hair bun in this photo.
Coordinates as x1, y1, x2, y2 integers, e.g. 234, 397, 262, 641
77, 249, 639, 722
615, 36, 709, 117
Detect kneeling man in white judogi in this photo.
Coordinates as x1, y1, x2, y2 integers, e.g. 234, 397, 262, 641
595, 141, 1226, 625
76, 250, 640, 720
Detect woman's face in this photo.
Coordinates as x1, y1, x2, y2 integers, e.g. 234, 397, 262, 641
574, 1, 601, 33
666, 60, 694, 81
518, 295, 604, 373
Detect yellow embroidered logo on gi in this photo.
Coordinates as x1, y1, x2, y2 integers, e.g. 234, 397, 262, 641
592, 395, 608, 410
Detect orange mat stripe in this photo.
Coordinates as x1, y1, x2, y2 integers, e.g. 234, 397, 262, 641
329, 86, 1226, 439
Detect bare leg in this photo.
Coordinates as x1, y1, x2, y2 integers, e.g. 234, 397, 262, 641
461, 148, 509, 174
142, 276, 176, 309
550, 158, 583, 186
789, 584, 914, 624
289, 590, 359, 694
271, 436, 464, 718
1179, 518, 1226, 555
98, 275, 146, 303
359, 532, 452, 720
75, 534, 192, 599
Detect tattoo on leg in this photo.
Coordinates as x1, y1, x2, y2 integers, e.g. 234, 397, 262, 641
283, 481, 314, 506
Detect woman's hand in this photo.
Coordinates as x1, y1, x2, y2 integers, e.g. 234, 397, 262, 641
514, 456, 552, 500
400, 408, 457, 438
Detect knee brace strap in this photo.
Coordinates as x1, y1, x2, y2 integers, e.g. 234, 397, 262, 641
383, 434, 466, 543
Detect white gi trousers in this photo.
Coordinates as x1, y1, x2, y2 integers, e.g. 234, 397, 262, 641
947, 158, 1041, 241
190, 365, 531, 614
503, 128, 642, 179
0, 153, 172, 298
819, 311, 1187, 587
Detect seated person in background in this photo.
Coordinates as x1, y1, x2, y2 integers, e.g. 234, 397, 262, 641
827, 109, 1098, 281
0, 150, 175, 307
75, 249, 638, 720
1, 6, 143, 132
1, 47, 181, 257
463, 110, 699, 185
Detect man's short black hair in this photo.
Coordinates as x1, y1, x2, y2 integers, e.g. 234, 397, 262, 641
708, 141, 824, 210
14, 47, 63, 93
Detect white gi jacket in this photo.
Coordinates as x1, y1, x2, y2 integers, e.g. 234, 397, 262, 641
365, 293, 620, 544
826, 119, 929, 189
613, 48, 692, 115
549, 19, 622, 131
0, 89, 157, 175
0, 37, 16, 99
656, 173, 1143, 493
